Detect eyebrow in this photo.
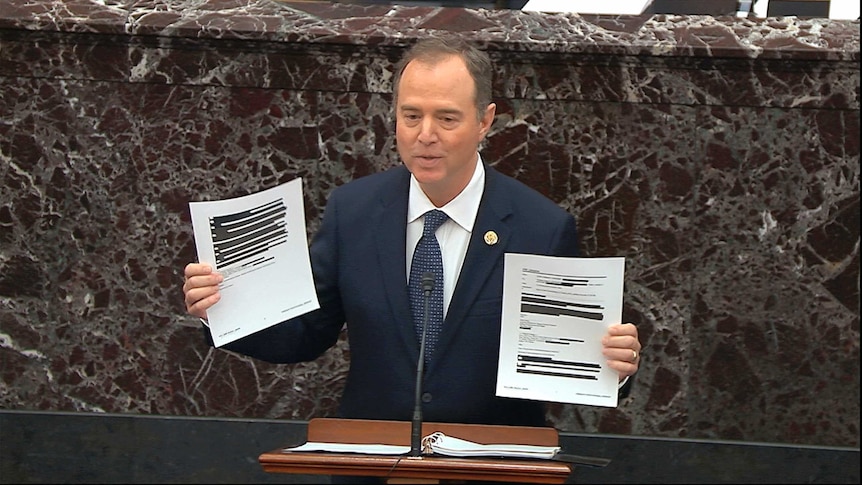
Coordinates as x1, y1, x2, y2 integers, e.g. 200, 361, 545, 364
435, 108, 463, 117
399, 105, 463, 117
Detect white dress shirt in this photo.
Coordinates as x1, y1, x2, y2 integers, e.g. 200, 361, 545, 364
406, 156, 485, 319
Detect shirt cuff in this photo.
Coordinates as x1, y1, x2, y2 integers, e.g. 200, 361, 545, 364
618, 375, 630, 389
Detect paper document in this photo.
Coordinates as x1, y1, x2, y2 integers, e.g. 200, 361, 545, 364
189, 178, 319, 347
284, 442, 410, 455
522, 0, 654, 15
496, 254, 625, 407
282, 432, 559, 459
422, 432, 559, 459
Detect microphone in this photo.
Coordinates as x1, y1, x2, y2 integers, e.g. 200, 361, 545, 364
410, 271, 436, 457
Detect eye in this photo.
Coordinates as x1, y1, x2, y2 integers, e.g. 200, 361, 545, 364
439, 116, 459, 128
401, 112, 421, 125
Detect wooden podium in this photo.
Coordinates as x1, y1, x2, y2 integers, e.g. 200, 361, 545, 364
258, 418, 573, 484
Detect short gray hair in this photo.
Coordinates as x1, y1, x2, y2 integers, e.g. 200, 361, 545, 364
392, 36, 493, 121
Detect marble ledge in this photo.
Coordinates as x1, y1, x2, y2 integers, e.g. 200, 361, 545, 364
0, 0, 858, 61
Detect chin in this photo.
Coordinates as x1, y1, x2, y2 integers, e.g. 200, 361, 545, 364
412, 166, 446, 182
406, 161, 437, 176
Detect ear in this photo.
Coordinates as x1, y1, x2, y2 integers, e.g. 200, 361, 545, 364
478, 102, 496, 138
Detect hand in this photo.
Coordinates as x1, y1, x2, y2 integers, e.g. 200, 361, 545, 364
601, 323, 641, 381
182, 263, 223, 320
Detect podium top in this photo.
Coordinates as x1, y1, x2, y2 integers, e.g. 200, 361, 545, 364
259, 418, 573, 484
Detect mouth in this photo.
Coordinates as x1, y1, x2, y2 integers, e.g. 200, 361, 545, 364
414, 155, 442, 164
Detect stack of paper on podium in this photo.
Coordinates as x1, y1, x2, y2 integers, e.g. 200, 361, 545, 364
421, 432, 560, 459
284, 431, 560, 460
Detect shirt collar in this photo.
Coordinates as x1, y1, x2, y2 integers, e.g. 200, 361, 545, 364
408, 154, 485, 232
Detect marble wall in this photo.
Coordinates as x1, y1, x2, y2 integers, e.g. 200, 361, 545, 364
0, 0, 858, 449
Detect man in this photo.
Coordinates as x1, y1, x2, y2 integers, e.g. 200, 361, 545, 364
183, 36, 641, 428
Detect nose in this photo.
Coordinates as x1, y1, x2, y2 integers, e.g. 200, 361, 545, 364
417, 118, 438, 144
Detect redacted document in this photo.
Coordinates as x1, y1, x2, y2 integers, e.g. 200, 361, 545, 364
496, 253, 625, 407
189, 178, 319, 347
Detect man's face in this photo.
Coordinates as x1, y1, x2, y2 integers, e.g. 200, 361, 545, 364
396, 54, 495, 206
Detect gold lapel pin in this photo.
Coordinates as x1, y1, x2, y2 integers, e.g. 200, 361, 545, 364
484, 230, 498, 246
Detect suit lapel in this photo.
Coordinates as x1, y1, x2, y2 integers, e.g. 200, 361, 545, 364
372, 167, 419, 357
430, 166, 512, 371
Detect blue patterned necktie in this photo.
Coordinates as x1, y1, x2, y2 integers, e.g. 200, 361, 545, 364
409, 209, 448, 363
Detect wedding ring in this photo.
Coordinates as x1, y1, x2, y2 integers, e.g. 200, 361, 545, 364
632, 350, 638, 362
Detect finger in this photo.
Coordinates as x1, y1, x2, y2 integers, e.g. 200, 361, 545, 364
184, 263, 213, 280
185, 287, 221, 318
602, 334, 641, 353
182, 272, 223, 294
607, 323, 637, 337
184, 283, 219, 306
605, 357, 639, 378
182, 265, 223, 319
603, 345, 641, 363
604, 346, 641, 378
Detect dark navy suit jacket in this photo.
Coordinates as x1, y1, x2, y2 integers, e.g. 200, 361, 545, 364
217, 163, 583, 427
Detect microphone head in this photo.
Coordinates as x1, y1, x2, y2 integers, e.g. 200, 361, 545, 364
421, 271, 435, 292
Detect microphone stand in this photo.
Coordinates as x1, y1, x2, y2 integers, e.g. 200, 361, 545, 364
410, 271, 435, 457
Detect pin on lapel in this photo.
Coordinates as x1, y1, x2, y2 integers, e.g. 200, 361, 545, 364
483, 231, 498, 246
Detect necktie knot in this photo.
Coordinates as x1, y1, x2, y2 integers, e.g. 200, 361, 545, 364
422, 210, 448, 237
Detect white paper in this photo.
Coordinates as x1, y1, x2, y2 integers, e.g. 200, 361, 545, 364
828, 0, 860, 19
522, 0, 654, 15
189, 179, 319, 347
422, 432, 559, 459
282, 433, 559, 459
752, 0, 860, 19
283, 442, 410, 455
496, 254, 625, 407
